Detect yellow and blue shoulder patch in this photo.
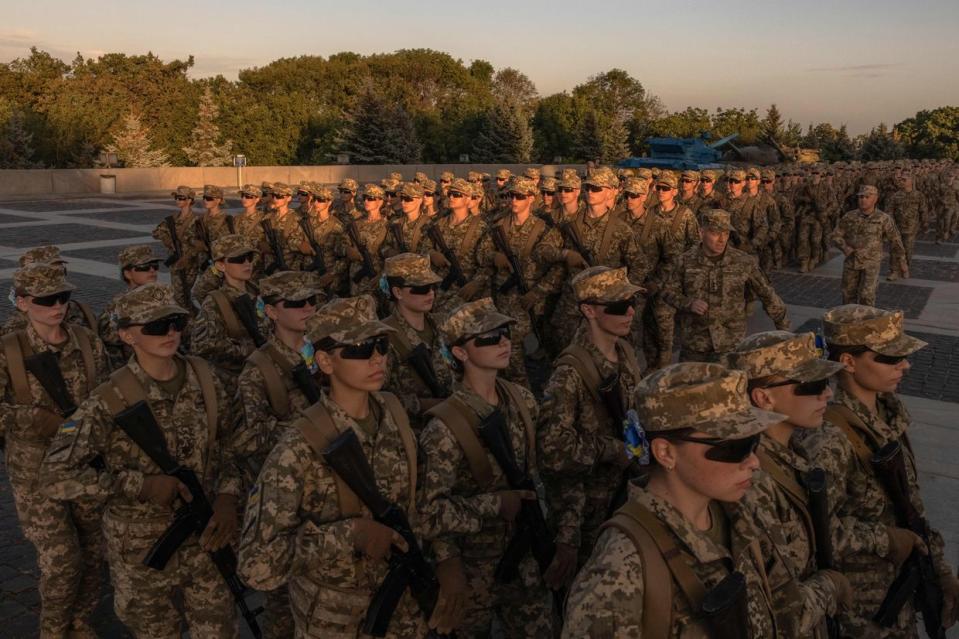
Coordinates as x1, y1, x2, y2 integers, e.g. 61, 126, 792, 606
59, 420, 78, 435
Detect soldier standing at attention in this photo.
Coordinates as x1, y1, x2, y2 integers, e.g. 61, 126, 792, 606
345, 184, 391, 298
677, 169, 705, 217
383, 181, 431, 257
885, 172, 928, 281
192, 183, 249, 308
264, 183, 312, 272
699, 169, 723, 212
98, 245, 162, 371
300, 184, 347, 295
723, 168, 768, 257
332, 178, 362, 223
563, 362, 780, 638
233, 183, 267, 281
1, 263, 109, 638
831, 185, 907, 306
153, 186, 202, 312
422, 178, 440, 218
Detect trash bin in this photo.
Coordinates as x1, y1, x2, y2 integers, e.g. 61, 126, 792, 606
99, 174, 116, 194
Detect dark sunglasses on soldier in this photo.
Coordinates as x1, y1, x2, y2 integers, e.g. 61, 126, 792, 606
559, 187, 576, 193
139, 314, 189, 336
665, 433, 761, 464
873, 352, 908, 366
680, 178, 696, 183
129, 263, 160, 273
471, 325, 511, 347
174, 195, 190, 201
594, 297, 636, 316
655, 185, 673, 192
509, 193, 529, 201
363, 195, 381, 201
760, 377, 830, 397
448, 192, 465, 199
406, 283, 436, 295
297, 191, 310, 197
400, 195, 416, 203
225, 252, 256, 265
280, 295, 319, 309
273, 193, 288, 199
728, 178, 743, 184
440, 179, 451, 184
202, 195, 218, 202
424, 192, 435, 197
241, 193, 258, 199
585, 184, 604, 193
540, 190, 555, 196
338, 188, 354, 194
760, 179, 773, 184
31, 291, 72, 307
337, 335, 390, 360
385, 191, 397, 198
315, 198, 331, 204
626, 192, 644, 200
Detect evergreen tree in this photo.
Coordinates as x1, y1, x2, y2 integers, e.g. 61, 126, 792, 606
573, 109, 605, 163
602, 114, 631, 164
761, 103, 784, 142
0, 109, 43, 169
104, 112, 171, 167
471, 98, 533, 163
338, 87, 422, 164
857, 123, 905, 161
182, 86, 233, 166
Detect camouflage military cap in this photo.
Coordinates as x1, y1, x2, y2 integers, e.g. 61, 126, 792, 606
560, 168, 580, 181
823, 305, 926, 357
362, 183, 385, 199
240, 184, 261, 197
384, 253, 442, 286
680, 170, 701, 182
211, 234, 255, 261
702, 209, 734, 232
726, 331, 844, 383
260, 182, 274, 193
572, 266, 642, 303
469, 182, 485, 197
414, 171, 428, 183
114, 283, 187, 327
309, 184, 334, 201
637, 363, 785, 438
635, 168, 654, 180
271, 182, 294, 197
618, 168, 636, 179
296, 183, 313, 196
442, 297, 516, 345
858, 184, 878, 196
656, 171, 679, 188
421, 178, 437, 194
746, 167, 761, 179
19, 245, 66, 267
399, 182, 424, 198
118, 245, 161, 269
760, 168, 776, 180
467, 171, 483, 183
701, 169, 720, 181
481, 172, 492, 182
540, 176, 558, 193
381, 178, 400, 193
651, 168, 662, 178
508, 176, 538, 195
623, 177, 649, 195
523, 167, 541, 180
13, 263, 76, 298
447, 178, 471, 196
440, 171, 455, 182
496, 168, 512, 180
389, 171, 403, 182
339, 178, 358, 192
260, 270, 323, 302
560, 173, 582, 190
727, 168, 747, 181
203, 184, 224, 199
584, 167, 619, 189
171, 185, 196, 199
306, 294, 394, 346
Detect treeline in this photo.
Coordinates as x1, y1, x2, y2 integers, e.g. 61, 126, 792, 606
0, 47, 957, 169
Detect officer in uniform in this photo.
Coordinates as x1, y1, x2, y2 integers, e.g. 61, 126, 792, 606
885, 172, 929, 281
1, 263, 108, 638
98, 245, 162, 370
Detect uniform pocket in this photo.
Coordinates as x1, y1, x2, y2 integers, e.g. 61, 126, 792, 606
291, 579, 368, 639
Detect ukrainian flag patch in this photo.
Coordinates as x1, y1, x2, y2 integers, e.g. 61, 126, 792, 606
59, 420, 77, 435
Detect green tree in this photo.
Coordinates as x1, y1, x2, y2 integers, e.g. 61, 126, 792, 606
532, 92, 577, 162
857, 123, 904, 161
105, 111, 170, 167
492, 68, 538, 116
338, 86, 422, 163
647, 107, 712, 139
895, 107, 959, 160
711, 107, 761, 143
0, 107, 43, 168
761, 104, 784, 142
472, 97, 533, 163
183, 86, 233, 166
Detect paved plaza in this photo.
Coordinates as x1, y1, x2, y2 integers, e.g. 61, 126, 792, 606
0, 196, 958, 637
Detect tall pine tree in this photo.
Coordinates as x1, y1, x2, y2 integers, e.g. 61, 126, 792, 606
0, 109, 43, 169
761, 104, 784, 142
472, 98, 533, 163
338, 87, 422, 164
105, 112, 171, 167
183, 87, 233, 166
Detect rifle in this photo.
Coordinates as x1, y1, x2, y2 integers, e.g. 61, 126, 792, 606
297, 217, 327, 275
871, 441, 945, 638
406, 343, 450, 399
113, 401, 263, 638
25, 351, 77, 418
260, 219, 288, 275
194, 218, 212, 266
806, 467, 840, 639
232, 294, 266, 348
425, 224, 466, 291
389, 222, 409, 253
290, 362, 321, 404
700, 571, 749, 639
344, 220, 376, 284
321, 429, 447, 638
475, 407, 555, 583
558, 220, 593, 267
162, 215, 192, 298
488, 224, 543, 352
598, 373, 642, 517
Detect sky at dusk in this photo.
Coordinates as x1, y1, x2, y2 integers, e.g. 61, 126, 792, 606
4, 0, 959, 134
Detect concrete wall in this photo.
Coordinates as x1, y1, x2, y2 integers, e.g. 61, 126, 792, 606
0, 164, 586, 197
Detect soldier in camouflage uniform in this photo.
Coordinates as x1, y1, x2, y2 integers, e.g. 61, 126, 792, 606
153, 185, 203, 312
563, 362, 781, 638
885, 172, 929, 280
384, 181, 432, 256
195, 184, 236, 263
722, 168, 768, 258
345, 184, 391, 298
662, 210, 789, 362
264, 182, 312, 272
40, 283, 242, 638
381, 253, 453, 429
831, 185, 907, 306
936, 167, 959, 243
233, 183, 267, 281
191, 235, 271, 392
421, 178, 440, 218
331, 178, 362, 223
537, 267, 643, 588
1, 264, 108, 638
699, 168, 723, 213
678, 169, 705, 217
746, 167, 782, 272
98, 245, 162, 370
795, 168, 833, 272
726, 331, 854, 638
238, 295, 433, 638
418, 298, 554, 638
799, 305, 959, 637
763, 169, 793, 269
299, 184, 348, 294
552, 171, 586, 225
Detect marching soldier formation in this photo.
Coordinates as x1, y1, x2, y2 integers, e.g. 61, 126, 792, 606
0, 157, 957, 638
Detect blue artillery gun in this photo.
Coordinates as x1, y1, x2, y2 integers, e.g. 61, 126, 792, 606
617, 133, 740, 171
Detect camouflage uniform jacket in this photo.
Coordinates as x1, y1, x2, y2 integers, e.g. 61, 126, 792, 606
347, 216, 389, 296
426, 213, 490, 317
678, 193, 705, 218
197, 211, 236, 256
303, 213, 347, 282
417, 381, 539, 564
191, 282, 270, 384
97, 291, 133, 371
741, 436, 842, 638
886, 190, 929, 235
830, 209, 905, 269
384, 213, 432, 256
795, 184, 833, 223
537, 329, 642, 548
661, 245, 789, 355
563, 485, 778, 638
233, 210, 267, 279
237, 391, 423, 637
152, 210, 202, 272
271, 210, 311, 272
1, 322, 108, 486
723, 194, 768, 254
2, 300, 96, 336
645, 203, 700, 289
625, 210, 660, 284
382, 310, 452, 422
757, 191, 782, 243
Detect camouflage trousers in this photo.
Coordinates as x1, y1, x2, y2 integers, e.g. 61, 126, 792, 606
899, 231, 918, 271
262, 586, 295, 639
10, 479, 105, 638
780, 217, 797, 264
459, 552, 554, 639
938, 208, 959, 241
103, 513, 238, 639
841, 261, 881, 307
642, 298, 676, 371
797, 217, 823, 264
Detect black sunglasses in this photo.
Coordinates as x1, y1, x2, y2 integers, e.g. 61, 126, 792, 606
225, 252, 255, 264
540, 190, 555, 196
337, 335, 390, 360
174, 195, 190, 201
338, 188, 354, 194
626, 192, 644, 199
448, 192, 465, 199
760, 377, 830, 397
471, 325, 511, 347
745, 176, 759, 181
281, 295, 319, 309
594, 297, 636, 316
261, 190, 271, 197
440, 179, 451, 184
315, 198, 330, 204
364, 195, 381, 201
31, 291, 72, 307
129, 263, 160, 273
559, 187, 576, 193
760, 179, 773, 184
665, 433, 761, 464
509, 193, 528, 201
400, 195, 416, 202
728, 179, 743, 184
424, 192, 434, 197
385, 191, 397, 198
873, 352, 908, 366
203, 195, 218, 201
585, 184, 605, 193
297, 191, 310, 197
655, 184, 673, 192
680, 178, 696, 183
241, 193, 258, 199
407, 283, 436, 295
273, 193, 289, 199
137, 314, 189, 336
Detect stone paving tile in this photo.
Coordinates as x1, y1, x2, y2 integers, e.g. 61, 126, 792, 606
879, 258, 959, 282
913, 242, 959, 258
0, 223, 144, 248
61, 242, 165, 267
0, 213, 41, 225
919, 230, 959, 244
771, 272, 933, 318
0, 200, 133, 212
70, 208, 174, 226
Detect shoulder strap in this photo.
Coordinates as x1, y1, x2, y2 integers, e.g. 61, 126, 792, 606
297, 403, 363, 517
618, 339, 641, 378
383, 315, 414, 360
520, 216, 546, 261
2, 331, 32, 406
756, 448, 816, 557
210, 290, 245, 340
669, 206, 686, 236
74, 301, 97, 331
556, 344, 602, 404
249, 347, 291, 418
410, 216, 427, 253
425, 396, 495, 490
225, 215, 236, 234
184, 356, 217, 438
68, 326, 97, 397
497, 378, 536, 470
638, 211, 656, 245
825, 404, 875, 470
379, 391, 418, 514
461, 215, 484, 256
598, 212, 623, 263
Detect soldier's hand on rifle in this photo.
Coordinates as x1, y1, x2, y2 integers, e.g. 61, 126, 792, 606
819, 569, 852, 610
496, 489, 536, 522
843, 246, 854, 257
884, 526, 927, 568
139, 475, 193, 508
352, 517, 408, 561
201, 493, 238, 551
299, 240, 315, 255
940, 570, 959, 628
346, 246, 364, 262
430, 556, 467, 634
544, 542, 578, 590
457, 281, 482, 301
173, 254, 192, 270
689, 299, 709, 316
493, 252, 512, 272
563, 249, 588, 269
429, 250, 450, 269
32, 407, 64, 438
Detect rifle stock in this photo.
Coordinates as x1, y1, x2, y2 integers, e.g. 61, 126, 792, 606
233, 294, 266, 347
806, 467, 840, 639
426, 224, 466, 291
297, 217, 327, 275
290, 362, 321, 404
345, 220, 376, 283
701, 571, 749, 639
559, 220, 593, 266
406, 343, 449, 399
260, 219, 288, 274
25, 351, 78, 417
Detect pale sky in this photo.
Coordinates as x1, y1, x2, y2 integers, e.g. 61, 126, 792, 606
4, 0, 959, 134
